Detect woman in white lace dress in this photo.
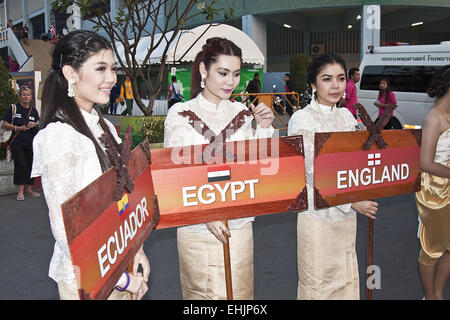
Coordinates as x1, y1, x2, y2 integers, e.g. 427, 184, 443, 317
288, 54, 379, 299
164, 37, 274, 299
31, 31, 149, 300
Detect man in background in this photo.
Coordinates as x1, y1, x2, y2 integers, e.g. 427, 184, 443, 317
246, 72, 261, 106
340, 67, 360, 119
284, 73, 294, 116
120, 75, 134, 116
168, 76, 183, 109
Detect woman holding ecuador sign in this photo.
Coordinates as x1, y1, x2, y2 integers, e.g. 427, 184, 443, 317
31, 31, 149, 300
288, 54, 379, 299
164, 37, 274, 299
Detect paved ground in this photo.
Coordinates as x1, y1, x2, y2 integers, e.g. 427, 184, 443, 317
0, 189, 448, 300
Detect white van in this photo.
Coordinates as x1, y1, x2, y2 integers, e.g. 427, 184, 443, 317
356, 42, 450, 127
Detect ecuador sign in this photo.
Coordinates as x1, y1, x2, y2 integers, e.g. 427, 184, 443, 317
151, 135, 308, 229
313, 129, 421, 208
61, 140, 159, 300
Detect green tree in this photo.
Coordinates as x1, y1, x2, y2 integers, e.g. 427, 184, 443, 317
289, 53, 311, 94
0, 60, 18, 160
53, 0, 233, 116
0, 61, 18, 119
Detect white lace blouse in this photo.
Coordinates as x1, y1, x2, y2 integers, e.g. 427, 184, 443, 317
31, 108, 121, 283
288, 99, 358, 221
164, 93, 275, 233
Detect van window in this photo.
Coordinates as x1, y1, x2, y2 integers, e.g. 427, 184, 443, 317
360, 65, 440, 93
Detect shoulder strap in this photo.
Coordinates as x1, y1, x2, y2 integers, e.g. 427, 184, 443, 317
11, 104, 16, 122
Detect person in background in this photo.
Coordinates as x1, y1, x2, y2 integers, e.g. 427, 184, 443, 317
1, 87, 40, 201
109, 82, 120, 115
340, 67, 360, 118
415, 65, 450, 300
284, 73, 295, 116
245, 72, 261, 106
374, 78, 401, 129
168, 75, 182, 109
120, 75, 134, 116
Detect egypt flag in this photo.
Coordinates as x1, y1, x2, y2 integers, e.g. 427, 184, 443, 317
207, 166, 231, 182
117, 193, 130, 220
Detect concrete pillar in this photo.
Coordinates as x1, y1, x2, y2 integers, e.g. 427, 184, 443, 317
303, 31, 311, 55
21, 0, 29, 34
242, 14, 267, 71
43, 0, 50, 32
361, 4, 380, 61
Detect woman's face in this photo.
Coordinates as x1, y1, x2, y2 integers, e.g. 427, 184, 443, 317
69, 49, 117, 111
19, 89, 32, 105
311, 63, 346, 107
379, 80, 388, 90
200, 54, 241, 104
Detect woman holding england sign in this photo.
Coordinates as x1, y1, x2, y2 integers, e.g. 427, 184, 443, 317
31, 30, 149, 300
288, 54, 379, 299
164, 37, 274, 299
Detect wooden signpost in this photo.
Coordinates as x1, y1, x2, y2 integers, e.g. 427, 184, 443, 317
150, 135, 308, 229
313, 129, 421, 208
61, 132, 160, 300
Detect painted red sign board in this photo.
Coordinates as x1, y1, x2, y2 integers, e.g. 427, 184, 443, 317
150, 135, 308, 229
314, 129, 421, 208
61, 141, 159, 300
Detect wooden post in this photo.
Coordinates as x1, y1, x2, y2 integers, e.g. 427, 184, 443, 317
222, 220, 233, 300
366, 218, 374, 300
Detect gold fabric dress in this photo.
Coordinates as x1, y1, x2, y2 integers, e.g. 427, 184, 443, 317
415, 129, 450, 266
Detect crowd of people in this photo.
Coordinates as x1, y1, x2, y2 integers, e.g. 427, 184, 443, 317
1, 29, 448, 301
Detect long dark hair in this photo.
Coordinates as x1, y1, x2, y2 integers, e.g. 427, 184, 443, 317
427, 65, 450, 99
378, 78, 391, 104
306, 54, 347, 100
191, 37, 242, 99
40, 30, 119, 172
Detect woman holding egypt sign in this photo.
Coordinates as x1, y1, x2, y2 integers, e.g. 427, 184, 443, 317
164, 37, 275, 299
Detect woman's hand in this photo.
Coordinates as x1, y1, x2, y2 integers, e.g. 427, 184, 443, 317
351, 200, 378, 219
27, 121, 37, 129
127, 272, 148, 300
15, 125, 28, 131
132, 246, 150, 283
251, 103, 274, 128
206, 221, 231, 244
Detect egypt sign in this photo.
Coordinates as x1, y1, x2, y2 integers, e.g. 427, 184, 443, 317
151, 135, 308, 229
314, 129, 421, 208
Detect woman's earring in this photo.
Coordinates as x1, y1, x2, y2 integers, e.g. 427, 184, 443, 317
68, 79, 75, 97
312, 88, 317, 101
342, 91, 346, 99
200, 75, 205, 89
